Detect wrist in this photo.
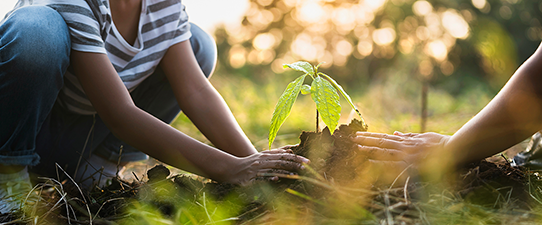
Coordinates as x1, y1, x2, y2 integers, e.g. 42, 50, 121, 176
418, 134, 455, 181
441, 134, 470, 167
210, 154, 243, 183
223, 144, 257, 157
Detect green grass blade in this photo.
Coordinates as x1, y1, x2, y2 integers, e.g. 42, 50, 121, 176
283, 61, 315, 76
285, 188, 326, 206
319, 72, 368, 129
311, 76, 341, 134
268, 75, 306, 149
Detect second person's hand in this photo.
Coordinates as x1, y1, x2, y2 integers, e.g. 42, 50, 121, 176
351, 131, 450, 185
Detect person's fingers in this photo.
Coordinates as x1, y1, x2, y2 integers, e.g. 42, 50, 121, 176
278, 145, 298, 151
261, 149, 292, 154
262, 152, 310, 164
394, 131, 417, 137
251, 175, 278, 182
356, 145, 406, 161
257, 169, 296, 176
355, 132, 404, 141
352, 134, 404, 149
254, 159, 304, 171
250, 169, 297, 183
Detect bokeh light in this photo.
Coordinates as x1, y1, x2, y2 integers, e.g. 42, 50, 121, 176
413, 1, 433, 16
373, 28, 396, 46
253, 33, 276, 50
219, 0, 529, 95
472, 0, 487, 10
441, 10, 470, 39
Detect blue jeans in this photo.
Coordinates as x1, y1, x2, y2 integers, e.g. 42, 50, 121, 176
0, 6, 217, 177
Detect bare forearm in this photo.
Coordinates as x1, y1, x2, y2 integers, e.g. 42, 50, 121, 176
446, 51, 542, 165
105, 104, 237, 180
70, 51, 232, 176
179, 84, 257, 156
160, 41, 257, 157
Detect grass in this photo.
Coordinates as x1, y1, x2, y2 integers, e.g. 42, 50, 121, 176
12, 160, 542, 224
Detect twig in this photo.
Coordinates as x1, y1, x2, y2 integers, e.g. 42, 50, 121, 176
38, 177, 73, 223
500, 153, 510, 163
55, 163, 93, 224
116, 145, 124, 179
404, 176, 411, 203
132, 171, 140, 182
92, 197, 125, 221
388, 164, 413, 190
384, 193, 394, 225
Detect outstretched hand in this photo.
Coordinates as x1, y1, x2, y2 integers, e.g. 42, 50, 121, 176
351, 131, 450, 185
224, 146, 309, 185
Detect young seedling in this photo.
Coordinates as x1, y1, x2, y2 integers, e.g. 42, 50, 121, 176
268, 61, 368, 149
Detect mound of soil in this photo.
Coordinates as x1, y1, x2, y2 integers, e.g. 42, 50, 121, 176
290, 119, 368, 184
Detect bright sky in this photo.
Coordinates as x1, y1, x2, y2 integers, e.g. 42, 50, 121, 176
0, 0, 249, 33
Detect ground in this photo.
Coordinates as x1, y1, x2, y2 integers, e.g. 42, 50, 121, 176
2, 121, 541, 224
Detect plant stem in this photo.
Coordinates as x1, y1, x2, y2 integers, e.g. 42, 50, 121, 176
316, 110, 320, 132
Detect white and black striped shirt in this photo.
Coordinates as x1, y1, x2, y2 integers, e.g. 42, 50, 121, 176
9, 0, 191, 114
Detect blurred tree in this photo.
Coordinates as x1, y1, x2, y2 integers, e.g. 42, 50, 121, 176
211, 0, 542, 131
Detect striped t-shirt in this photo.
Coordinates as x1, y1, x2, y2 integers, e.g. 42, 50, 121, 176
9, 0, 191, 115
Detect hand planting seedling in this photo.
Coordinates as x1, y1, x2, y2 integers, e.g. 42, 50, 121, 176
268, 61, 368, 149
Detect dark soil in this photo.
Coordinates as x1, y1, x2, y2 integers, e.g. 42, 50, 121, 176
290, 119, 368, 184
457, 159, 532, 208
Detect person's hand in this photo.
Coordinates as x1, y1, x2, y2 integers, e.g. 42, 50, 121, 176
351, 131, 450, 186
223, 146, 309, 185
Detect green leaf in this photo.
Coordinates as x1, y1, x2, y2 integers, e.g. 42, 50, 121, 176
269, 75, 306, 149
300, 84, 311, 95
319, 72, 368, 129
283, 61, 315, 76
311, 76, 341, 134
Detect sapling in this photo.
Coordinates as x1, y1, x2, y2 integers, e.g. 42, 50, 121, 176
268, 61, 368, 149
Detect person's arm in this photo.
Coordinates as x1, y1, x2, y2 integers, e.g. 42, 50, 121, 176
70, 50, 308, 185
159, 40, 255, 157
352, 42, 542, 173
445, 43, 542, 164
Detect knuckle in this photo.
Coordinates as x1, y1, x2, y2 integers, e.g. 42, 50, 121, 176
388, 150, 396, 156
378, 138, 385, 147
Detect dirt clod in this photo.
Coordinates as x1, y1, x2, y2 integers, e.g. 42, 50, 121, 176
147, 164, 170, 182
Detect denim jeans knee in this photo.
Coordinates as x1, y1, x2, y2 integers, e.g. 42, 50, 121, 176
0, 6, 70, 166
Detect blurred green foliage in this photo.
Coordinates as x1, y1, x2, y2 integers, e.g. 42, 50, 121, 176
173, 0, 542, 149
